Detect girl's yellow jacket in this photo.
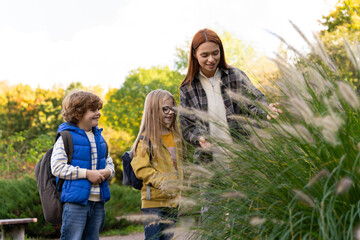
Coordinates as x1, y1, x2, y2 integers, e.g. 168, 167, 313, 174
131, 138, 183, 209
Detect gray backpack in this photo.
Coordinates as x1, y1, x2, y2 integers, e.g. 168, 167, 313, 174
35, 131, 73, 225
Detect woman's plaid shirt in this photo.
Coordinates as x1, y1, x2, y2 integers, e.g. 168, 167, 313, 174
179, 67, 267, 147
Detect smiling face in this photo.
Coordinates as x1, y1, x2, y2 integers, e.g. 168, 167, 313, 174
195, 41, 220, 78
160, 97, 176, 130
77, 108, 101, 131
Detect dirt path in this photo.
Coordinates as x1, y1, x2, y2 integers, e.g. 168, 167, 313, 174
100, 232, 144, 240
100, 231, 191, 240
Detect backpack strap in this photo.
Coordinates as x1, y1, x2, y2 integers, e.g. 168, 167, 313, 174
57, 131, 73, 165
105, 140, 109, 159
55, 131, 73, 193
139, 136, 152, 162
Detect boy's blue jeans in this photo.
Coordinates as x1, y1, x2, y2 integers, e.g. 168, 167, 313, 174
60, 201, 105, 240
142, 207, 178, 240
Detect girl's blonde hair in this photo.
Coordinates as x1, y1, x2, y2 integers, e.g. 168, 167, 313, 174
131, 89, 181, 158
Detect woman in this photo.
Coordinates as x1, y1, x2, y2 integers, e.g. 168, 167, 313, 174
179, 28, 280, 162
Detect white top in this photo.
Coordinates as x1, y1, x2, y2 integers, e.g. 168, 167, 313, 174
198, 69, 232, 144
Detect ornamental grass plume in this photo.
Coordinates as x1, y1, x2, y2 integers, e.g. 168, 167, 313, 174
250, 216, 267, 226
321, 129, 340, 146
226, 89, 255, 107
337, 81, 360, 109
306, 169, 330, 187
221, 191, 247, 199
344, 39, 360, 71
336, 177, 353, 195
291, 189, 316, 208
179, 32, 360, 239
354, 224, 360, 240
287, 95, 314, 123
314, 113, 343, 133
119, 213, 159, 224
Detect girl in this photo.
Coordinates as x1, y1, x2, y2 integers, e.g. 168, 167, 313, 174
131, 89, 183, 240
179, 28, 281, 162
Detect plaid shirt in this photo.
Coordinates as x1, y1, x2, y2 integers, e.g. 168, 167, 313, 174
179, 67, 267, 147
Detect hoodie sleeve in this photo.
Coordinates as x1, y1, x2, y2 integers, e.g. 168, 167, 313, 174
130, 141, 164, 189
179, 86, 207, 147
105, 154, 115, 180
50, 136, 87, 180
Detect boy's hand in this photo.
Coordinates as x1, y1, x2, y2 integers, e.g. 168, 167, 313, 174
99, 169, 111, 179
86, 170, 105, 184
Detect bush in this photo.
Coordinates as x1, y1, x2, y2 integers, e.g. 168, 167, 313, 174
0, 177, 59, 238
103, 184, 141, 232
0, 177, 141, 238
0, 132, 54, 179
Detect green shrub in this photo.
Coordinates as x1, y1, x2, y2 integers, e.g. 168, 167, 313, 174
103, 184, 141, 232
0, 132, 54, 179
0, 177, 59, 238
0, 177, 141, 238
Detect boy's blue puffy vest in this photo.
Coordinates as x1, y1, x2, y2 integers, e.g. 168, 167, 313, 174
57, 122, 111, 205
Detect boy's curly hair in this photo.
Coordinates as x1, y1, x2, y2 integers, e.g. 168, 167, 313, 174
61, 90, 103, 123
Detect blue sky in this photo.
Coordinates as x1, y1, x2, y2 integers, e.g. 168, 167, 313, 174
0, 0, 337, 90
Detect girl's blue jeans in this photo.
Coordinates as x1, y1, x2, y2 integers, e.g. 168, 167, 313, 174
142, 207, 178, 240
60, 201, 105, 240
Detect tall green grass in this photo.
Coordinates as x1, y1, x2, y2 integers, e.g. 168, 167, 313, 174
177, 38, 360, 239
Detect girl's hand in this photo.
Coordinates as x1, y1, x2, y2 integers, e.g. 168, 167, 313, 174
199, 136, 212, 149
267, 102, 283, 120
86, 170, 105, 184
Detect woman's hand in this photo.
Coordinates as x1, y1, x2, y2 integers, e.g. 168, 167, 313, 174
199, 136, 212, 149
267, 102, 283, 120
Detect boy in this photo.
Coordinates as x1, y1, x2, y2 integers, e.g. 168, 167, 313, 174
51, 90, 115, 240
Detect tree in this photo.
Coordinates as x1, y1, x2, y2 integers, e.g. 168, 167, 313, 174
0, 84, 65, 138
65, 81, 105, 99
321, 0, 360, 35
103, 66, 183, 137
316, 0, 360, 87
0, 84, 66, 178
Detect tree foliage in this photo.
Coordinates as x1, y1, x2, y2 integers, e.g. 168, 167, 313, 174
0, 84, 65, 178
321, 0, 360, 34
0, 84, 64, 138
103, 66, 183, 137
315, 0, 360, 87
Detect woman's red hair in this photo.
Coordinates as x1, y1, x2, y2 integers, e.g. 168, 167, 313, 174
180, 29, 228, 87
